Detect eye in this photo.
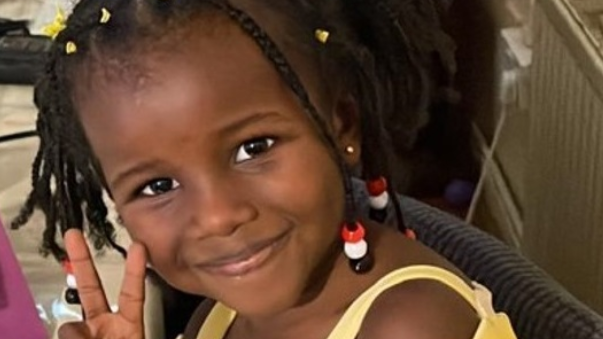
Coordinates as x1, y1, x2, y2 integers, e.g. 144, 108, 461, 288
140, 178, 181, 197
235, 137, 276, 163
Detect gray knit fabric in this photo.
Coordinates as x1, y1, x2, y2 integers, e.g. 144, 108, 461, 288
397, 196, 603, 339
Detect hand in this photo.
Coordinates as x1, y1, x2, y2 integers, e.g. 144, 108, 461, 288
58, 229, 147, 339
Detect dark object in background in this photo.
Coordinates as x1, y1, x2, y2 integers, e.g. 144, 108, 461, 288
0, 18, 52, 85
0, 130, 37, 143
146, 269, 205, 339
64, 288, 81, 305
0, 18, 29, 36
0, 18, 45, 144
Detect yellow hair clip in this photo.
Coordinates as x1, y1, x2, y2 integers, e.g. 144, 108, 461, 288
65, 41, 77, 54
42, 7, 67, 40
100, 7, 111, 24
314, 29, 330, 44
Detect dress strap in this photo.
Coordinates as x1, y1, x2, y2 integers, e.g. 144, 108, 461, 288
196, 302, 236, 339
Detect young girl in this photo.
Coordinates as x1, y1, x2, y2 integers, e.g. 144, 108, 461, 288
12, 0, 517, 338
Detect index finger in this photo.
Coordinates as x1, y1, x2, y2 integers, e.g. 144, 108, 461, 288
64, 228, 110, 319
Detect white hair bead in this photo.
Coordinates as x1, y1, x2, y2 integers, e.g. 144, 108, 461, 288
344, 239, 368, 260
66, 274, 77, 289
369, 191, 389, 210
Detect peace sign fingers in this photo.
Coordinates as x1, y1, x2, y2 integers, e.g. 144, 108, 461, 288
61, 229, 148, 339
64, 228, 110, 319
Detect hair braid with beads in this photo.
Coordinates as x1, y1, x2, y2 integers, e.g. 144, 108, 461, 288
12, 0, 455, 261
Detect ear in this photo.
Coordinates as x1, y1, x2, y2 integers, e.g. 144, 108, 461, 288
331, 95, 361, 167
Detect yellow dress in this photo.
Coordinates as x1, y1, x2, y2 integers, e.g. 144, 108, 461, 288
195, 265, 517, 339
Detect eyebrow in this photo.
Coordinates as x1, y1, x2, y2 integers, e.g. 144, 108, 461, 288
110, 159, 160, 191
217, 110, 289, 137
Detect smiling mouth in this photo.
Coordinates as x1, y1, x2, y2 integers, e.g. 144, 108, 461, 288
197, 230, 290, 277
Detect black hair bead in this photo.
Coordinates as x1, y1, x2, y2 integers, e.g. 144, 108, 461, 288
349, 254, 374, 274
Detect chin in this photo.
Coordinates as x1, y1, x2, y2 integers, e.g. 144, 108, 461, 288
223, 276, 305, 318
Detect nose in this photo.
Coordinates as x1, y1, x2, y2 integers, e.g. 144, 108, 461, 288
185, 176, 258, 238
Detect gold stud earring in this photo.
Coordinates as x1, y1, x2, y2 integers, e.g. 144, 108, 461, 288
345, 146, 355, 154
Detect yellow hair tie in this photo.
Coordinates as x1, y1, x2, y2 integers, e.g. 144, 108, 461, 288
100, 8, 111, 24
42, 7, 67, 40
314, 29, 330, 44
65, 41, 77, 54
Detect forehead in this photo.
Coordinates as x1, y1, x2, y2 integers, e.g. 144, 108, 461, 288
72, 7, 325, 112
74, 18, 271, 108
72, 16, 312, 168
73, 11, 334, 140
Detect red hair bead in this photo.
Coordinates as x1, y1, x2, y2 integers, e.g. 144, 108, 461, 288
341, 222, 366, 243
62, 260, 74, 275
62, 260, 77, 289
367, 177, 387, 196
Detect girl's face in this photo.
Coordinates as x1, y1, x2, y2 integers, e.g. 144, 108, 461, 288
75, 21, 358, 316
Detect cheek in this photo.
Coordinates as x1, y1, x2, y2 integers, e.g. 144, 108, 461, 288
264, 140, 345, 236
118, 205, 184, 267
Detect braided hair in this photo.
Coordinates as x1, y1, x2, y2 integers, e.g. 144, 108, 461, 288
12, 0, 456, 262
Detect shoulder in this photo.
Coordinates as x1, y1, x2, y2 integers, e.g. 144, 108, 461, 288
182, 298, 217, 339
358, 271, 479, 339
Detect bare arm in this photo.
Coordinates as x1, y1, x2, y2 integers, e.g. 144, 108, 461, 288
359, 279, 479, 339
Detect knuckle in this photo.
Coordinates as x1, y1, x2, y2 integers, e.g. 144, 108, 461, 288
77, 283, 100, 296
120, 289, 143, 303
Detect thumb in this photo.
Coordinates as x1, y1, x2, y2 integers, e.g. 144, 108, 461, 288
58, 321, 93, 339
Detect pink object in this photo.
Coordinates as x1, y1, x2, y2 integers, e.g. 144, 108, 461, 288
0, 217, 46, 339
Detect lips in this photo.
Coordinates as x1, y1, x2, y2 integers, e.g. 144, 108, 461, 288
196, 230, 290, 277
